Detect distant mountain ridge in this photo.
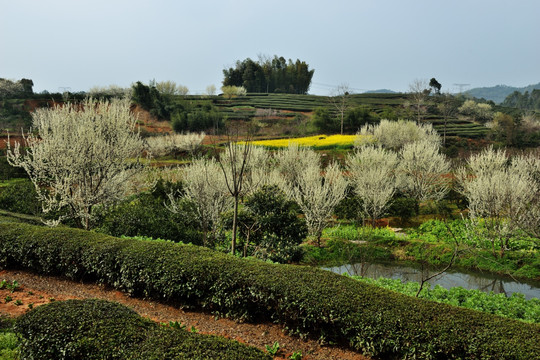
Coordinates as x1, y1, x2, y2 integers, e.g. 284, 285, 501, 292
465, 82, 540, 104
364, 89, 398, 94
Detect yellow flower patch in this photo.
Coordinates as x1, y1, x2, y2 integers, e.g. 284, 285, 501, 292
248, 134, 362, 148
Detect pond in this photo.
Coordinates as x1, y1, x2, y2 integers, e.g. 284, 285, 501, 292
325, 261, 540, 300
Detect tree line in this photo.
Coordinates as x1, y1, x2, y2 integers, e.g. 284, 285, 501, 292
222, 55, 314, 94
502, 89, 540, 111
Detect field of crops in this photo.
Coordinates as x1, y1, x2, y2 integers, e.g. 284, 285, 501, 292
250, 134, 361, 149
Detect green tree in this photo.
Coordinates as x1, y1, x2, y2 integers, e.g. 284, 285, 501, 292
345, 105, 378, 132
222, 55, 314, 94
312, 107, 336, 132
429, 78, 442, 95
19, 78, 34, 94
237, 185, 307, 263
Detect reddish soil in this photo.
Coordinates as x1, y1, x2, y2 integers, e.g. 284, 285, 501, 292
0, 269, 369, 360
0, 135, 23, 150
132, 105, 173, 134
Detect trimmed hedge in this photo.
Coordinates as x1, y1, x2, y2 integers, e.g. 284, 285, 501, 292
1, 223, 539, 359
14, 299, 269, 359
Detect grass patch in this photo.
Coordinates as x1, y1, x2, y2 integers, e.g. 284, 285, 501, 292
350, 276, 540, 324
310, 222, 540, 280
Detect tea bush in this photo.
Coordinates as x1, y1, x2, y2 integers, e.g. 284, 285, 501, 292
0, 223, 538, 359
0, 315, 19, 360
15, 299, 269, 359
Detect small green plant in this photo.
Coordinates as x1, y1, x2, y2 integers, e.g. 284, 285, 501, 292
27, 303, 33, 310
0, 331, 20, 360
14, 300, 22, 306
4, 295, 12, 303
190, 325, 198, 333
165, 321, 186, 330
265, 341, 280, 355
290, 350, 303, 360
48, 297, 55, 302
0, 280, 20, 293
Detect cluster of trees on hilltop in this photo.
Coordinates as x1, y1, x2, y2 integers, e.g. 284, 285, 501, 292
0, 78, 34, 98
502, 89, 540, 111
222, 55, 314, 94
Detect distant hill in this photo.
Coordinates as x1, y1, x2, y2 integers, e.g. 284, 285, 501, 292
466, 82, 540, 104
364, 89, 398, 94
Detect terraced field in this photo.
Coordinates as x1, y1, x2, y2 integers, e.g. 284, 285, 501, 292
1, 92, 492, 140
212, 93, 490, 139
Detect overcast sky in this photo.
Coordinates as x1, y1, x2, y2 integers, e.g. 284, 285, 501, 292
1, 0, 539, 95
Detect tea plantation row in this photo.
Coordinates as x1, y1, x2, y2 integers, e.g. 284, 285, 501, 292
0, 222, 538, 359
14, 299, 270, 359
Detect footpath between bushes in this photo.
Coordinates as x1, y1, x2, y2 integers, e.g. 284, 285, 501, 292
0, 269, 365, 360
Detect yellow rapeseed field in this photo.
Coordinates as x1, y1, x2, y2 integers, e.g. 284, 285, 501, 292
248, 134, 362, 148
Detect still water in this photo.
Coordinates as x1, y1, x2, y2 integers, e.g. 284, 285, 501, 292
325, 262, 540, 300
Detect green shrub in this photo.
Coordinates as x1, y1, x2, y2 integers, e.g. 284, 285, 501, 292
239, 185, 307, 263
0, 315, 19, 360
0, 156, 27, 180
333, 187, 361, 221
1, 223, 539, 359
95, 192, 202, 245
387, 196, 418, 223
15, 299, 269, 359
0, 179, 41, 215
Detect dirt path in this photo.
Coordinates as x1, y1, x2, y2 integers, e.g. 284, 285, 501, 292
0, 269, 368, 360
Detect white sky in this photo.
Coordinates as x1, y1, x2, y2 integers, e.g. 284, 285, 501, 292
1, 0, 539, 95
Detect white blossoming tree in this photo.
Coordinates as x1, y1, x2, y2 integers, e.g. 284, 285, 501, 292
276, 144, 347, 245
7, 97, 147, 229
355, 119, 440, 150
146, 132, 205, 157
398, 140, 451, 202
167, 158, 232, 246
457, 147, 539, 257
347, 145, 399, 226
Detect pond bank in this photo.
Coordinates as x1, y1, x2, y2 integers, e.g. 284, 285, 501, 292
324, 261, 540, 300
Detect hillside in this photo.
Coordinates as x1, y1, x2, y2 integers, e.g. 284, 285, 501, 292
0, 92, 492, 144
466, 82, 540, 104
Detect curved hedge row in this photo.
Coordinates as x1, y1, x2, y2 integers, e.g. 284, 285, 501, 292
1, 223, 539, 359
15, 299, 270, 359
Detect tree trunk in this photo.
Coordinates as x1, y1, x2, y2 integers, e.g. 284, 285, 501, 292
231, 196, 239, 255
243, 230, 250, 258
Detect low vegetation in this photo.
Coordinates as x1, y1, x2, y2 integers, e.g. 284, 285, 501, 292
350, 276, 540, 323
0, 223, 538, 359
250, 134, 359, 149
305, 221, 540, 280
0, 315, 18, 360
15, 299, 269, 359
